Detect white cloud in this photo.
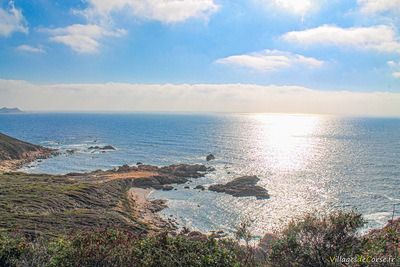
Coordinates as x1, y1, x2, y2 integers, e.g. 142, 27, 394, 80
81, 0, 219, 23
1, 79, 400, 116
257, 0, 319, 17
0, 1, 28, 37
282, 25, 400, 54
358, 0, 400, 14
216, 50, 323, 72
16, 44, 45, 53
387, 60, 400, 78
387, 60, 398, 67
42, 24, 126, 54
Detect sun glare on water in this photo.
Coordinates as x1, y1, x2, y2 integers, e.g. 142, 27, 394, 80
250, 114, 322, 172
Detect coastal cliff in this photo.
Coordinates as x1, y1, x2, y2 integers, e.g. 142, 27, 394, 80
0, 132, 56, 172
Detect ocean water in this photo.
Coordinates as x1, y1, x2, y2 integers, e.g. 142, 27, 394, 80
0, 113, 399, 238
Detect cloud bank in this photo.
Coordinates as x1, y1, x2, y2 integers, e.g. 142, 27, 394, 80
0, 79, 399, 116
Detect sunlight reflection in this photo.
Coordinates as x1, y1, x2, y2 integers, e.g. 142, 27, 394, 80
251, 114, 321, 171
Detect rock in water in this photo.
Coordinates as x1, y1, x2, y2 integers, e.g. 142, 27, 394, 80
209, 175, 269, 199
206, 153, 215, 161
109, 163, 213, 190
162, 185, 174, 191
88, 145, 116, 150
102, 145, 116, 150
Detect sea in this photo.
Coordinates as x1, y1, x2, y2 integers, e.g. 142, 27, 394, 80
0, 113, 399, 239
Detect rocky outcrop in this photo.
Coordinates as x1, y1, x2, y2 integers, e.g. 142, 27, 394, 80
88, 145, 116, 150
0, 132, 57, 171
209, 176, 269, 199
162, 185, 174, 191
194, 185, 205, 191
89, 163, 213, 190
206, 154, 215, 161
159, 164, 209, 178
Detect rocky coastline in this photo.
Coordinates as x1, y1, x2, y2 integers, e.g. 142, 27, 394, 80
0, 156, 216, 236
0, 132, 272, 236
0, 132, 58, 172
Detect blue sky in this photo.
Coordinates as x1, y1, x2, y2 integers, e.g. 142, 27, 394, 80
1, 0, 400, 115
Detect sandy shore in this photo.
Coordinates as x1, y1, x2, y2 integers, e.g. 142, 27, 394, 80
0, 158, 39, 172
0, 151, 56, 173
126, 187, 176, 232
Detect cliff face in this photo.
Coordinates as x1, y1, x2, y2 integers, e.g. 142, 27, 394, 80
0, 132, 51, 161
0, 133, 56, 171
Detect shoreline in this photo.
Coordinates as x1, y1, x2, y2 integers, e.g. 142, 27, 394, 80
127, 188, 178, 232
0, 132, 57, 173
0, 154, 51, 173
0, 159, 211, 237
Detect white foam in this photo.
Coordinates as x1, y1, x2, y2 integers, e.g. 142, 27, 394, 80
364, 212, 391, 225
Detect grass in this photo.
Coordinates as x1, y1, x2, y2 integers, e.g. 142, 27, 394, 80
0, 172, 148, 237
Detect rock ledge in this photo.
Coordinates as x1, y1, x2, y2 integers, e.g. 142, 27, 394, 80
209, 175, 269, 199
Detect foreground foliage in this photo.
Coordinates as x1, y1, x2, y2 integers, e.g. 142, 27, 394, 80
0, 230, 241, 267
0, 211, 398, 267
269, 211, 365, 266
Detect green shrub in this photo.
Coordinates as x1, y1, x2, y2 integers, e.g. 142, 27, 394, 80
133, 233, 239, 267
1, 211, 398, 267
0, 232, 29, 267
42, 230, 240, 267
360, 218, 400, 266
269, 211, 365, 267
46, 229, 139, 267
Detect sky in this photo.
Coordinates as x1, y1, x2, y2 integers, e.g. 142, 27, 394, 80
1, 0, 400, 115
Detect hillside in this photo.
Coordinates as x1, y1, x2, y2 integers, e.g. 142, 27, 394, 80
0, 132, 54, 171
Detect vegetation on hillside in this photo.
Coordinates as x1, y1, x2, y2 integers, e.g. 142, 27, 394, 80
0, 211, 398, 267
0, 172, 148, 236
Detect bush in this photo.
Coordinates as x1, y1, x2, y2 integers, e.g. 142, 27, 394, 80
46, 229, 140, 267
360, 218, 400, 266
132, 233, 239, 267
1, 211, 397, 267
0, 232, 29, 267
269, 211, 365, 267
0, 230, 240, 267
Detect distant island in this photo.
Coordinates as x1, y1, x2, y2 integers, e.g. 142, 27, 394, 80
0, 107, 23, 113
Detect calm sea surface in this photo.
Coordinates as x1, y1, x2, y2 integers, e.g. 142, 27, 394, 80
0, 113, 399, 238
